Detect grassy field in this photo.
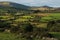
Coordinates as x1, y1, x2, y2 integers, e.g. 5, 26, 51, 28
0, 13, 60, 40
0, 32, 26, 40
50, 32, 60, 39
0, 32, 60, 40
0, 32, 17, 40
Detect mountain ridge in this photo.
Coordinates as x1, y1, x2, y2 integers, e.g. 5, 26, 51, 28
0, 1, 30, 10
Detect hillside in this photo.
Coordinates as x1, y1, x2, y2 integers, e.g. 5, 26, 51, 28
30, 6, 60, 13
0, 1, 60, 40
0, 1, 30, 9
0, 1, 60, 14
0, 1, 31, 16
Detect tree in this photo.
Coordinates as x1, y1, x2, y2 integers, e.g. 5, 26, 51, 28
47, 20, 56, 31
0, 20, 11, 32
14, 22, 34, 33
33, 10, 41, 13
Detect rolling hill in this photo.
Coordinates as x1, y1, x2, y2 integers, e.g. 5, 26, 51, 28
0, 1, 30, 10
0, 1, 60, 13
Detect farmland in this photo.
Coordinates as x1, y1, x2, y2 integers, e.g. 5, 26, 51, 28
0, 12, 60, 40
0, 2, 60, 40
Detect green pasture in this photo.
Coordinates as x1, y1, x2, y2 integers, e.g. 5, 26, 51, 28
50, 32, 60, 39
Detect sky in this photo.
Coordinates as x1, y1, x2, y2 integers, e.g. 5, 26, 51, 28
0, 0, 60, 7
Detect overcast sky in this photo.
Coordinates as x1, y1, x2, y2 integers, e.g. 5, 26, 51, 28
0, 0, 60, 7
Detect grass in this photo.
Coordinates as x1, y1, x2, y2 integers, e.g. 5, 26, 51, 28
42, 13, 60, 19
0, 32, 60, 40
0, 16, 13, 20
0, 13, 60, 40
37, 23, 47, 28
50, 32, 60, 39
14, 18, 29, 22
0, 32, 26, 40
0, 32, 16, 40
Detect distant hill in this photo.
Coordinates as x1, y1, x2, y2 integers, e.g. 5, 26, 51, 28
30, 6, 54, 10
0, 1, 31, 15
30, 6, 60, 13
0, 1, 60, 13
0, 1, 30, 10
